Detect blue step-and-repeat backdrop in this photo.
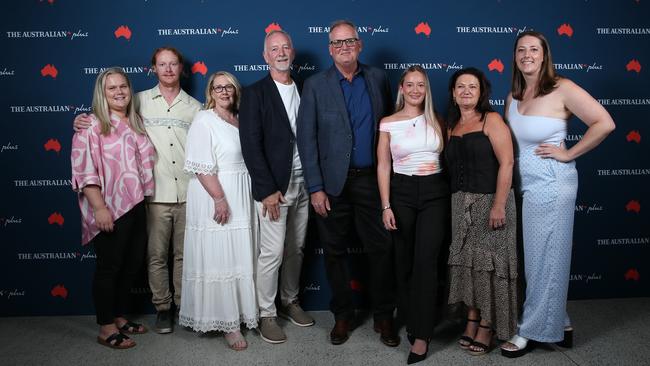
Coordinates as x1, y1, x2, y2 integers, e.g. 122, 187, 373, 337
1, 0, 648, 316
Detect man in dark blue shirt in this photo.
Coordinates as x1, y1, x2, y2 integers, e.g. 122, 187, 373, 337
296, 20, 398, 347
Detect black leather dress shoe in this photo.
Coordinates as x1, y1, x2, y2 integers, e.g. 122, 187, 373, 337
330, 319, 350, 345
373, 318, 400, 347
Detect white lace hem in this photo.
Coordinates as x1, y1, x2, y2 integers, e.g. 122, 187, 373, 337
184, 160, 216, 175
185, 222, 253, 232
183, 272, 254, 282
179, 314, 258, 333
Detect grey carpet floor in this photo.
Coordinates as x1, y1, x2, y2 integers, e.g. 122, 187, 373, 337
1, 297, 648, 366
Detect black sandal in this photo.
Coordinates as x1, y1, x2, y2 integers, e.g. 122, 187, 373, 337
458, 318, 480, 349
118, 321, 148, 334
467, 324, 494, 356
97, 332, 135, 349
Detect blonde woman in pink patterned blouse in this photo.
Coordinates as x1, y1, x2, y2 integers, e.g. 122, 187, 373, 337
71, 67, 155, 349
377, 65, 450, 364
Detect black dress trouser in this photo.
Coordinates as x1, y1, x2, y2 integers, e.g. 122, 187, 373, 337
92, 201, 147, 325
391, 173, 450, 339
314, 171, 396, 321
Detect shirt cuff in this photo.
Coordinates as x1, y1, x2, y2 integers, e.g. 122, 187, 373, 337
308, 184, 323, 194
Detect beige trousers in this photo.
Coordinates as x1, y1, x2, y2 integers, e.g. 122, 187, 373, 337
146, 202, 185, 311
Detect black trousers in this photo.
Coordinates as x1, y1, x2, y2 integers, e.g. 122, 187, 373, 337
92, 202, 147, 325
391, 173, 450, 339
315, 171, 396, 321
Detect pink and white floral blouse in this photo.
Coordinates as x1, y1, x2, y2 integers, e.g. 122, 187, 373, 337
379, 114, 442, 176
71, 114, 155, 245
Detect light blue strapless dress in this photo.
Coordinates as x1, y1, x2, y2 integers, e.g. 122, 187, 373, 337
509, 99, 578, 342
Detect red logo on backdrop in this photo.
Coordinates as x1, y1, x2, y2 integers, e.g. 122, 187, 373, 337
51, 284, 68, 299
40, 64, 58, 78
624, 268, 640, 281
265, 22, 282, 34
349, 280, 362, 291
414, 22, 431, 37
114, 25, 132, 40
488, 59, 504, 73
48, 212, 65, 226
40, 0, 55, 4
626, 59, 642, 73
626, 130, 641, 143
44, 138, 61, 154
625, 200, 641, 213
191, 61, 208, 75
557, 23, 574, 37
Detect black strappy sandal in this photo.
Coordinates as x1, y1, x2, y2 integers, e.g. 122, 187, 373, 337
458, 318, 480, 349
467, 324, 494, 356
118, 320, 148, 334
97, 332, 135, 349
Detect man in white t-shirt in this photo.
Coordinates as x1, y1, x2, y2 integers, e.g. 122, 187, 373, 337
239, 30, 314, 344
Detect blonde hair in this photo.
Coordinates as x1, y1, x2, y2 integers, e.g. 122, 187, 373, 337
204, 71, 242, 112
395, 65, 444, 152
91, 67, 145, 135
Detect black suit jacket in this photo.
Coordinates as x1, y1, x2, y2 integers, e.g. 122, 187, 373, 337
239, 74, 302, 201
296, 63, 393, 196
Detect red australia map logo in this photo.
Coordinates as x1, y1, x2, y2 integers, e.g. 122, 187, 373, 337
626, 130, 641, 143
114, 25, 132, 40
488, 59, 504, 73
48, 212, 65, 226
44, 138, 61, 154
191, 61, 208, 75
265, 23, 282, 34
414, 22, 431, 38
624, 268, 640, 281
41, 64, 58, 78
557, 23, 574, 37
626, 59, 642, 73
51, 284, 68, 299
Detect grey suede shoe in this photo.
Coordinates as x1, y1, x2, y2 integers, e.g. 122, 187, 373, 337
155, 310, 173, 334
258, 317, 287, 344
279, 301, 315, 327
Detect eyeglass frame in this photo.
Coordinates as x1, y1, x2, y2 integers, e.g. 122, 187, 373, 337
329, 38, 359, 48
211, 84, 235, 93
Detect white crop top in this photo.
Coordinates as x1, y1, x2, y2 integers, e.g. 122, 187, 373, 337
379, 114, 442, 176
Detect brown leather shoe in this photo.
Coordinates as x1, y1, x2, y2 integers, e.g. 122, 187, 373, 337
330, 319, 350, 345
373, 318, 400, 347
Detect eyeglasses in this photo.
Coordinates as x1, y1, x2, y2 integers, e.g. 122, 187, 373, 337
212, 84, 235, 93
329, 38, 359, 48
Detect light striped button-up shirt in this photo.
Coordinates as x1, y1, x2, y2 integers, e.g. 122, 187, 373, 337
137, 85, 202, 203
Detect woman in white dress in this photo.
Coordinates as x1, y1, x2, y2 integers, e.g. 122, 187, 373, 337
179, 71, 258, 351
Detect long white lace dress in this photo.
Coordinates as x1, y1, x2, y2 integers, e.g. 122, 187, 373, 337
179, 109, 258, 333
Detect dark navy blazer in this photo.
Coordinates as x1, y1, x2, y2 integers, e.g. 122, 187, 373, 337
239, 74, 302, 202
296, 63, 393, 196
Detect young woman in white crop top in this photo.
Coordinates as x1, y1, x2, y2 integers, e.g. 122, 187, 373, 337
377, 65, 449, 365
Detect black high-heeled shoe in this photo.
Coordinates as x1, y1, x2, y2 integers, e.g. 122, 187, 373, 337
467, 325, 494, 356
458, 318, 480, 349
406, 338, 430, 364
555, 328, 573, 348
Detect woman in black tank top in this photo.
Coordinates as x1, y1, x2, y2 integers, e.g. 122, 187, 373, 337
444, 67, 518, 356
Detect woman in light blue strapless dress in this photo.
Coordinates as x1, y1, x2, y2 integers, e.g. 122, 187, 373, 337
500, 31, 615, 358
